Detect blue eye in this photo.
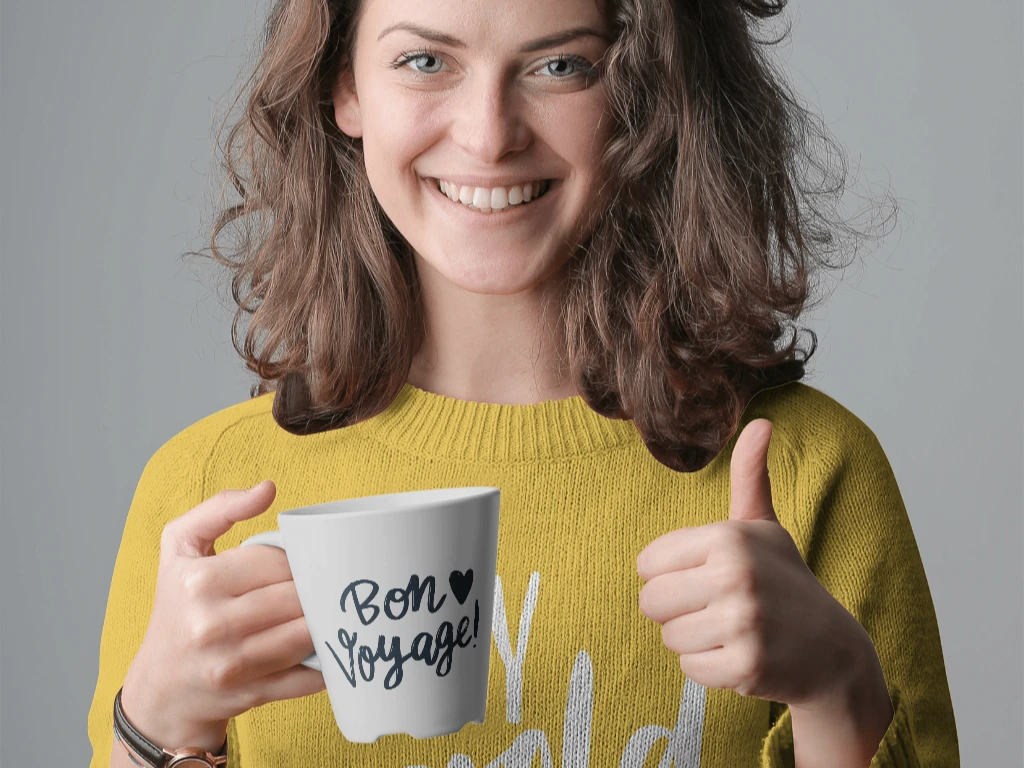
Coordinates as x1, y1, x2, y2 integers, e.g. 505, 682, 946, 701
539, 54, 597, 79
397, 52, 444, 74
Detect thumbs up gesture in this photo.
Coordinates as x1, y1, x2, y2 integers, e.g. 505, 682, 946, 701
636, 419, 877, 709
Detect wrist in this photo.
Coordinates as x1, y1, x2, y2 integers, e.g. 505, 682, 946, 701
121, 668, 228, 755
792, 617, 879, 712
788, 629, 894, 766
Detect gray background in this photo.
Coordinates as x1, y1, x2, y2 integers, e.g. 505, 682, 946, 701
1, 0, 1021, 764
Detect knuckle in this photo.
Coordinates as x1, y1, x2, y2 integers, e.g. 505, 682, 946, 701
160, 522, 179, 551
295, 615, 314, 642
722, 563, 755, 595
726, 598, 761, 636
637, 585, 653, 616
289, 592, 306, 621
182, 566, 214, 598
712, 523, 742, 550
189, 613, 225, 648
245, 687, 267, 709
207, 653, 245, 690
660, 618, 680, 651
285, 615, 313, 649
736, 645, 765, 688
659, 622, 672, 649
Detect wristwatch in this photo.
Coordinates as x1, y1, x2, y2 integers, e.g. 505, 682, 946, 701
113, 687, 228, 767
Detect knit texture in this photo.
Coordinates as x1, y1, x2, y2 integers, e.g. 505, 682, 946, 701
88, 381, 959, 766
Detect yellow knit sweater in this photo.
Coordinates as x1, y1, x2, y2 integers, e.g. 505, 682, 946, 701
88, 381, 959, 767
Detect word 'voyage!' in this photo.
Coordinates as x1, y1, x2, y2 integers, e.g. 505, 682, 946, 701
322, 570, 481, 691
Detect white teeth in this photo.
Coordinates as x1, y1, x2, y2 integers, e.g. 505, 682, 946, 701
472, 187, 490, 209
435, 178, 550, 212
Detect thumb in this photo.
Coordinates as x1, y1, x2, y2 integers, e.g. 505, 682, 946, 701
164, 479, 277, 558
728, 419, 779, 523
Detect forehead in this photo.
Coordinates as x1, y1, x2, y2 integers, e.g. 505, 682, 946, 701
359, 0, 610, 47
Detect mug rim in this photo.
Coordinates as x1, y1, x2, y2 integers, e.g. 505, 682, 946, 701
277, 486, 499, 521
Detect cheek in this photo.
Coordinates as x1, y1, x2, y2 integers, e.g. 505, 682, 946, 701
546, 96, 612, 177
363, 90, 442, 153
362, 96, 447, 198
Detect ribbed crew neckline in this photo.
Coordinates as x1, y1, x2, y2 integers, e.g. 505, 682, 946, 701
350, 381, 644, 463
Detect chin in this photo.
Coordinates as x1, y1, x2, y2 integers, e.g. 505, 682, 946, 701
415, 246, 568, 296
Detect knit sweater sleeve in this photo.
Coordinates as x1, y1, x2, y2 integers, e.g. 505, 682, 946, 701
85, 426, 243, 767
758, 413, 959, 766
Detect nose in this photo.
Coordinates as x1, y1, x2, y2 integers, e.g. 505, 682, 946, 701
449, 73, 530, 164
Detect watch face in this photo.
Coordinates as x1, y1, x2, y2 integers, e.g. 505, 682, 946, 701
166, 753, 216, 767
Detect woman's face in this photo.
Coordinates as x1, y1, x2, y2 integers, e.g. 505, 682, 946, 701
333, 0, 615, 296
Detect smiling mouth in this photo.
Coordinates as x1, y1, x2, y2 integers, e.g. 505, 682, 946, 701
428, 177, 555, 213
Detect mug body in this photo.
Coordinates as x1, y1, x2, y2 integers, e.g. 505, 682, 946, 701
277, 486, 500, 743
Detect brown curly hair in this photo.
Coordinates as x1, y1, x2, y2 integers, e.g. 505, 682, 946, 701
186, 0, 898, 472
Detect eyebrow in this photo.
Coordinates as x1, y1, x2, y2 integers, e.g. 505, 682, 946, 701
376, 22, 610, 53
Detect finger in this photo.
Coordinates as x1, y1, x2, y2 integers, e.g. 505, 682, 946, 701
163, 481, 276, 558
244, 663, 326, 707
729, 419, 778, 523
638, 567, 712, 624
204, 543, 294, 597
676, 646, 734, 691
223, 580, 305, 639
637, 522, 720, 580
660, 606, 725, 655
232, 615, 317, 686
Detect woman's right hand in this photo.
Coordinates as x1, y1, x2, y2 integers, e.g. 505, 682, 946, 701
119, 480, 327, 754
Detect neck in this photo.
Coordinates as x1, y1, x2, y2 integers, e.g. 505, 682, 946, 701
408, 257, 576, 406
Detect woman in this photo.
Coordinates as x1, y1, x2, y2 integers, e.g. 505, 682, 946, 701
88, 0, 959, 765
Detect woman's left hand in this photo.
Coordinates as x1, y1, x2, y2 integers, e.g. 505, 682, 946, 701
636, 419, 877, 709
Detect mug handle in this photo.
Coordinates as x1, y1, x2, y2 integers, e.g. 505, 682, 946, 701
239, 531, 321, 672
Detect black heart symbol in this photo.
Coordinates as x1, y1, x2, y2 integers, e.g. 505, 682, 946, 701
449, 569, 474, 605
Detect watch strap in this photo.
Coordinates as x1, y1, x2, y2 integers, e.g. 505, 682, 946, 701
113, 686, 228, 767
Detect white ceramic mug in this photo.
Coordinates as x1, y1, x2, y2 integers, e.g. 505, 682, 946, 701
239, 486, 500, 743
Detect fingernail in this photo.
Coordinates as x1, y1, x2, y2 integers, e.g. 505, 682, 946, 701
247, 480, 267, 493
